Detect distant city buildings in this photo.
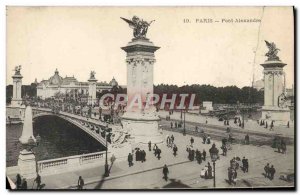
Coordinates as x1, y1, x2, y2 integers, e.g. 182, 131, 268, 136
36, 69, 119, 100
200, 101, 214, 114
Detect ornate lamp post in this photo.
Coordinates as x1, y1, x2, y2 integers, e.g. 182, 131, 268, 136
104, 127, 110, 177
209, 145, 219, 188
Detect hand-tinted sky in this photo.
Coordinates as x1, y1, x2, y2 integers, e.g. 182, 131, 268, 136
6, 7, 294, 88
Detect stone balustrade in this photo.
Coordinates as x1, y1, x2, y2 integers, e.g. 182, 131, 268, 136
37, 151, 108, 176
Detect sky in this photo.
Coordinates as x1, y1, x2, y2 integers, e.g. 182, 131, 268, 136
6, 6, 294, 88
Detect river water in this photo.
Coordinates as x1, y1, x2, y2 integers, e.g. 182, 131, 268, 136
6, 116, 105, 167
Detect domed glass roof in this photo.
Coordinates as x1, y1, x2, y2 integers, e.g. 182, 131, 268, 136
49, 69, 63, 85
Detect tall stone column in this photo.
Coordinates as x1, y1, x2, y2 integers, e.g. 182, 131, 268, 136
122, 38, 159, 112
88, 71, 98, 106
120, 16, 163, 144
11, 65, 23, 107
260, 41, 290, 123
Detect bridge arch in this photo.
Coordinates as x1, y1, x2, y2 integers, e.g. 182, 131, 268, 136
32, 108, 109, 147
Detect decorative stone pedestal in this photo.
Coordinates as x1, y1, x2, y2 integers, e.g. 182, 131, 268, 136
121, 37, 163, 145
17, 150, 37, 179
261, 106, 290, 125
260, 42, 291, 125
122, 112, 163, 144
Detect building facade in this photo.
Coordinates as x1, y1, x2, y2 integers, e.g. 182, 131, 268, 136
36, 69, 119, 100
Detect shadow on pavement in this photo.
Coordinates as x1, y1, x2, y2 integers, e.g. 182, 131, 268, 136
162, 178, 191, 188
93, 162, 114, 189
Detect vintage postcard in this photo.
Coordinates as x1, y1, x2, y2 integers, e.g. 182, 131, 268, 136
6, 6, 294, 190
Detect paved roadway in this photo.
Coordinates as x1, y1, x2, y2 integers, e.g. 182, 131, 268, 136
82, 130, 294, 189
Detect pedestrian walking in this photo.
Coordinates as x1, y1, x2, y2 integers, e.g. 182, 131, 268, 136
191, 149, 195, 161
196, 150, 202, 164
21, 178, 27, 189
207, 162, 213, 179
148, 141, 151, 151
153, 144, 158, 155
16, 174, 21, 189
206, 135, 211, 144
228, 134, 234, 144
34, 174, 41, 189
281, 141, 287, 154
142, 150, 146, 162
166, 136, 170, 147
203, 149, 206, 161
162, 164, 169, 181
171, 134, 175, 144
173, 144, 178, 157
135, 149, 140, 161
157, 148, 162, 160
245, 134, 249, 144
170, 122, 173, 129
226, 127, 230, 133
242, 157, 246, 173
221, 145, 227, 156
245, 158, 249, 172
270, 121, 274, 129
128, 153, 133, 167
287, 121, 290, 128
233, 169, 237, 184
269, 165, 276, 180
77, 176, 84, 189
190, 137, 194, 146
202, 135, 207, 144
228, 167, 233, 184
264, 163, 270, 178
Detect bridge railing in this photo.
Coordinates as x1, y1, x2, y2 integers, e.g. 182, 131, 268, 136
37, 151, 108, 176
32, 107, 112, 128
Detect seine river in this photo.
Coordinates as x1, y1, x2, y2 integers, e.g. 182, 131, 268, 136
6, 116, 105, 167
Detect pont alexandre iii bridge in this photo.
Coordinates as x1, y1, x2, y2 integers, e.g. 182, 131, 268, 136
32, 107, 111, 147
8, 107, 115, 178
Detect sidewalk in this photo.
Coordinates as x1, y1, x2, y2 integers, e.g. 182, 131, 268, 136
84, 130, 294, 189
